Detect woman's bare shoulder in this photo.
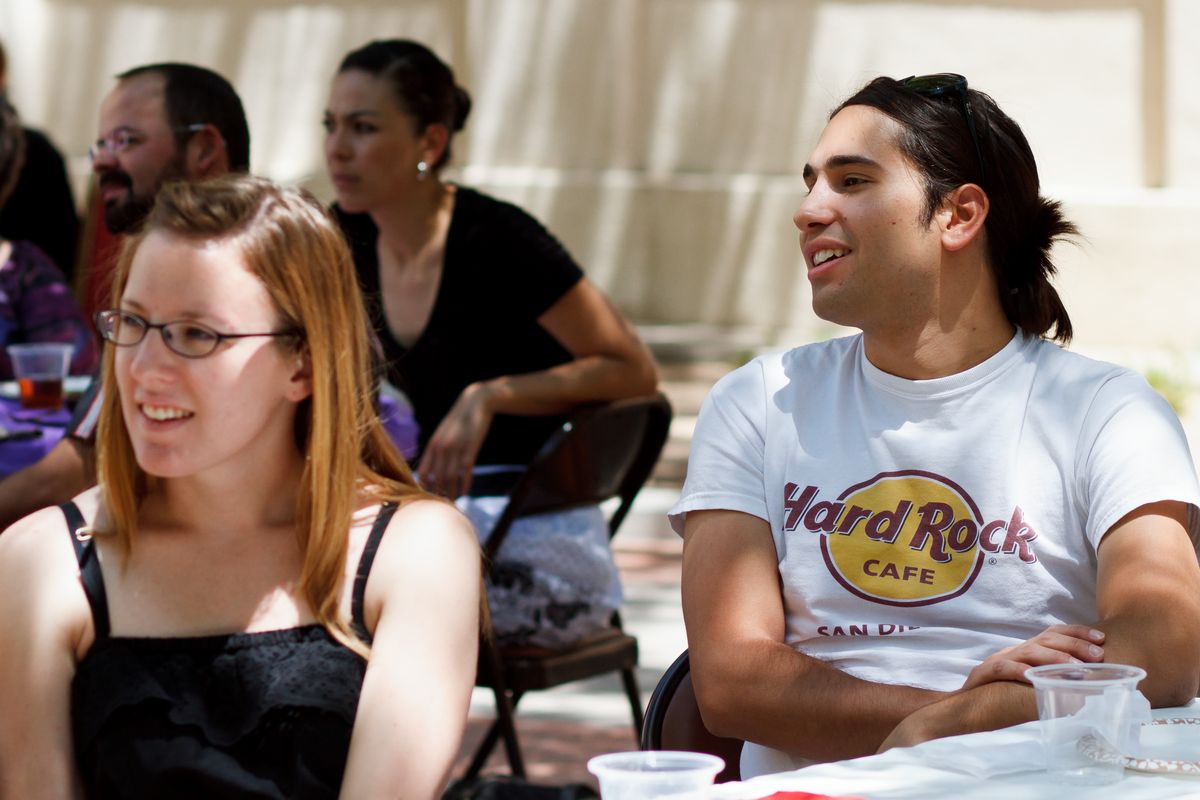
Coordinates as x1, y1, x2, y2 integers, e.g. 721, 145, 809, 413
355, 489, 468, 533
388, 495, 474, 541
370, 497, 478, 578
350, 492, 476, 561
2, 484, 101, 537
1, 503, 75, 562
0, 490, 96, 653
356, 495, 480, 637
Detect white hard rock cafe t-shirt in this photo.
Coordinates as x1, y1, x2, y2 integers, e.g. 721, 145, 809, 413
669, 333, 1200, 778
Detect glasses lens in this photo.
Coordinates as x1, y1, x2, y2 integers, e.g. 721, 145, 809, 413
162, 322, 221, 358
89, 131, 140, 162
97, 311, 143, 345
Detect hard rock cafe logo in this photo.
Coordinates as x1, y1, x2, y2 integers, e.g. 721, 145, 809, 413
784, 470, 1038, 607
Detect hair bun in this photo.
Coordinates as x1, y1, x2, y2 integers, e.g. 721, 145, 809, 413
452, 85, 472, 132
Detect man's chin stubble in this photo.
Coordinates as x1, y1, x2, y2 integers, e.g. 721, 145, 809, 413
103, 197, 155, 235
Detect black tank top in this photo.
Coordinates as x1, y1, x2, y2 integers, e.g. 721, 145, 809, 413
64, 501, 398, 799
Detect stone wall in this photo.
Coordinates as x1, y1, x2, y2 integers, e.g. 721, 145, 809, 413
2, 0, 1196, 363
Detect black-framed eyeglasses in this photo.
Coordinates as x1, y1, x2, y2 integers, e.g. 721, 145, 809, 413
901, 73, 987, 183
94, 309, 301, 359
88, 123, 209, 162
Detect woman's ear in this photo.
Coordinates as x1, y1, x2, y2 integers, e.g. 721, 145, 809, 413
420, 123, 450, 171
286, 346, 313, 403
939, 183, 989, 252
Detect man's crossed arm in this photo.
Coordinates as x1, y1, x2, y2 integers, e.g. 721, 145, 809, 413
681, 502, 1200, 762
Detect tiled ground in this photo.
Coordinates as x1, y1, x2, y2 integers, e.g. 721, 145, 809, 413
453, 714, 640, 787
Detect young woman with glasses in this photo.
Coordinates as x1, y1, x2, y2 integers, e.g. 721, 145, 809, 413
0, 175, 480, 799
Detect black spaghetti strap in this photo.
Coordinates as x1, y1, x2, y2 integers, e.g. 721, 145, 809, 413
351, 502, 399, 642
60, 502, 110, 639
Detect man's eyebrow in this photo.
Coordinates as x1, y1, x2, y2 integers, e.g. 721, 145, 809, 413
826, 154, 881, 170
802, 154, 882, 182
804, 153, 884, 184
99, 125, 140, 138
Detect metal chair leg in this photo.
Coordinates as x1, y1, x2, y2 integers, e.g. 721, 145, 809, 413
466, 639, 527, 779
463, 718, 500, 779
463, 688, 526, 779
622, 666, 644, 740
494, 687, 526, 777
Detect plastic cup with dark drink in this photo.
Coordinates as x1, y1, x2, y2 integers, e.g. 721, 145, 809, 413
6, 343, 74, 410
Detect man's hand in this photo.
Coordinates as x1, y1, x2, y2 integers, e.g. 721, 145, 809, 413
961, 624, 1106, 690
416, 382, 494, 499
882, 625, 1107, 751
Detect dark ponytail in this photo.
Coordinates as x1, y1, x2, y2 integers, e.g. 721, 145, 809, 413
993, 198, 1076, 343
451, 85, 472, 133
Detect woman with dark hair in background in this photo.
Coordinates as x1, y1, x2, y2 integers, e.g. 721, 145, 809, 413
325, 39, 659, 647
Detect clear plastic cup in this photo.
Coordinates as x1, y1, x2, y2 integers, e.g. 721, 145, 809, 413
1026, 663, 1146, 785
587, 751, 724, 799
6, 343, 74, 410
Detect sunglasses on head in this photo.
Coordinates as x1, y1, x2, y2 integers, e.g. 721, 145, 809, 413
901, 73, 987, 184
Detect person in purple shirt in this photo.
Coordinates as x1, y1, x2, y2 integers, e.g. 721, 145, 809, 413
0, 97, 97, 380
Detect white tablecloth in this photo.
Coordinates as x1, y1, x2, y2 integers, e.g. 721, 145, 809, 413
711, 700, 1200, 800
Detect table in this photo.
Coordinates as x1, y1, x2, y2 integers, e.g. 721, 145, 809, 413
0, 396, 70, 478
712, 700, 1200, 799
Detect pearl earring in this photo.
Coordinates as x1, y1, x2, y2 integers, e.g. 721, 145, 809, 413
416, 160, 429, 181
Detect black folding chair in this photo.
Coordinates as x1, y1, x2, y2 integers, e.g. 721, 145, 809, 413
641, 649, 743, 783
465, 393, 674, 779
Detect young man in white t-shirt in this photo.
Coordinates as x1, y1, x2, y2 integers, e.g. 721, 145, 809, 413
671, 74, 1200, 778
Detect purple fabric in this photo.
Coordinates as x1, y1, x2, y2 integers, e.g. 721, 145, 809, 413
0, 240, 99, 379
378, 394, 418, 461
0, 396, 68, 478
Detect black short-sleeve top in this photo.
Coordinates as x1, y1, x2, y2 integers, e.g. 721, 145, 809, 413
335, 186, 584, 467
